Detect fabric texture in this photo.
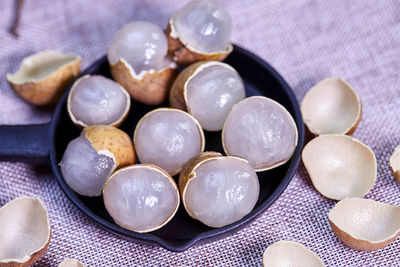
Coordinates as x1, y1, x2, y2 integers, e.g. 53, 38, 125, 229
1, 0, 399, 266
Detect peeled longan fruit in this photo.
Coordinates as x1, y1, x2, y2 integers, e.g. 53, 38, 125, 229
108, 21, 177, 105
134, 108, 205, 176
6, 50, 80, 106
103, 164, 180, 233
60, 125, 135, 197
0, 197, 51, 267
170, 61, 245, 131
222, 96, 298, 171
166, 0, 233, 65
67, 75, 130, 128
179, 152, 259, 228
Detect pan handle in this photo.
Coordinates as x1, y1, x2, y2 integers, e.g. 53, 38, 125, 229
0, 124, 50, 165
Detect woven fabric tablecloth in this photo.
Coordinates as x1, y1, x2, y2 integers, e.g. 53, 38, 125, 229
1, 0, 399, 266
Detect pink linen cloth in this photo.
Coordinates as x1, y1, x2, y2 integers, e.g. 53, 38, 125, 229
0, 0, 399, 266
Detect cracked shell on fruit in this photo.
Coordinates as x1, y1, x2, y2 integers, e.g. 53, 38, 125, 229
60, 125, 135, 197
179, 152, 260, 228
169, 61, 245, 131
166, 0, 233, 65
108, 21, 177, 105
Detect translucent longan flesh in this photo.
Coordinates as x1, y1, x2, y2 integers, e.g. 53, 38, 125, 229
135, 109, 203, 175
223, 97, 297, 170
108, 21, 167, 74
186, 64, 245, 131
185, 157, 259, 227
173, 0, 232, 53
60, 135, 115, 196
103, 167, 178, 232
69, 75, 128, 126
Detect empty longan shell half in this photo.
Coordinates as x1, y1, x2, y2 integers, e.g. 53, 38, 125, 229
301, 77, 361, 136
0, 196, 51, 267
58, 259, 85, 267
166, 21, 233, 65
329, 198, 400, 251
84, 125, 135, 169
110, 58, 177, 105
302, 134, 376, 200
262, 241, 325, 267
390, 144, 400, 184
6, 50, 81, 106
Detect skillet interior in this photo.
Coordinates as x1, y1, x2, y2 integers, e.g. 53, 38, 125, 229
49, 45, 304, 251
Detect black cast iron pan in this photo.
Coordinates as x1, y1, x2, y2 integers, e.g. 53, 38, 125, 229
0, 45, 304, 252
